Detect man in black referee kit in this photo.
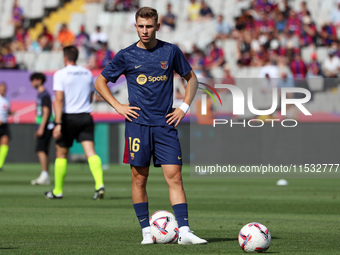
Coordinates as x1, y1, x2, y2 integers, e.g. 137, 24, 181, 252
45, 46, 105, 200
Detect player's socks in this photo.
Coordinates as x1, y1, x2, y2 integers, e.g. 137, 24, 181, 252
53, 158, 67, 195
134, 202, 153, 244
133, 202, 150, 229
88, 155, 104, 190
0, 144, 9, 169
172, 203, 189, 227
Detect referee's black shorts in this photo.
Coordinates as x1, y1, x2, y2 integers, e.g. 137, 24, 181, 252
35, 128, 53, 153
0, 124, 11, 139
56, 113, 94, 148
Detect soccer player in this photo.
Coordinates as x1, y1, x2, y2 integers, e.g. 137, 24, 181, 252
95, 7, 207, 245
0, 83, 11, 171
44, 46, 105, 200
30, 72, 54, 185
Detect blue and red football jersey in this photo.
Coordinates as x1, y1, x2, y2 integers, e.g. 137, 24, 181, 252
101, 40, 192, 126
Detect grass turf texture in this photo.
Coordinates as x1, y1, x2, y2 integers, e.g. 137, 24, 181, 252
0, 164, 339, 255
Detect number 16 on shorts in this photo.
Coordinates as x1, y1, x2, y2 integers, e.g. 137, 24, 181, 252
129, 137, 140, 160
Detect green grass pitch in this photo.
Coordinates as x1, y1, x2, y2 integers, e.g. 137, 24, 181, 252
0, 163, 339, 254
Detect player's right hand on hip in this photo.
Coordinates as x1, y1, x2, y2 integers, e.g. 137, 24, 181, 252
116, 103, 140, 122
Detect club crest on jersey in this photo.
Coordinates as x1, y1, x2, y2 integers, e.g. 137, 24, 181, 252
130, 153, 135, 160
160, 61, 168, 70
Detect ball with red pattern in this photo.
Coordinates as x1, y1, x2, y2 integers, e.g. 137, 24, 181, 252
150, 210, 179, 244
238, 222, 271, 253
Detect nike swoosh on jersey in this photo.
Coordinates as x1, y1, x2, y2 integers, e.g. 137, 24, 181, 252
135, 65, 142, 69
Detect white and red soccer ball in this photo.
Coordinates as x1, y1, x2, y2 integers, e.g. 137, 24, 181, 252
149, 210, 179, 244
238, 222, 271, 253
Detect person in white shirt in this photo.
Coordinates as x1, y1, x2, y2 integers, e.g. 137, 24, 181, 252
214, 14, 231, 41
323, 48, 340, 78
323, 48, 340, 91
90, 26, 108, 44
0, 83, 12, 170
44, 46, 105, 200
260, 60, 279, 93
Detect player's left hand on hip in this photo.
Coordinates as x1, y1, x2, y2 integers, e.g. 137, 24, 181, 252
166, 108, 185, 127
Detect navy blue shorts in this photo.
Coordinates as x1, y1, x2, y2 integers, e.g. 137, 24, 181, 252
123, 121, 182, 167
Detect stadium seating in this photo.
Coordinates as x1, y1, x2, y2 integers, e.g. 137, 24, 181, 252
44, 0, 59, 9
25, 0, 45, 19
1, 0, 339, 111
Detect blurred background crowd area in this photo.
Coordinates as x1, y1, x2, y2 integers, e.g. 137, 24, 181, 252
0, 0, 339, 115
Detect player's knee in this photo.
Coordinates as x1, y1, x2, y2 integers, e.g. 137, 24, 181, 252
56, 150, 68, 158
167, 172, 183, 186
133, 175, 148, 189
133, 170, 148, 185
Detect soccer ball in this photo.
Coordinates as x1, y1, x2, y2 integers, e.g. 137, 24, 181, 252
238, 222, 271, 253
149, 210, 179, 244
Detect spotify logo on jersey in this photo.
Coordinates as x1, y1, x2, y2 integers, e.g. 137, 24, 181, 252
136, 74, 147, 85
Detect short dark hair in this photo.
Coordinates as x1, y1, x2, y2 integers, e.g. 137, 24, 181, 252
135, 7, 158, 23
30, 72, 46, 84
63, 46, 79, 62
